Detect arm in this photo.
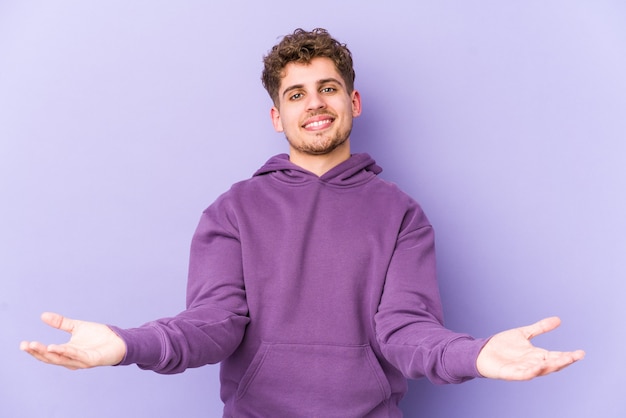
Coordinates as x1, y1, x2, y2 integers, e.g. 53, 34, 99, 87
476, 316, 585, 380
22, 194, 250, 373
375, 202, 486, 384
376, 202, 584, 383
112, 198, 250, 373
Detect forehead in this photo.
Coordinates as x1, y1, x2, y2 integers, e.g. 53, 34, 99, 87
279, 57, 345, 90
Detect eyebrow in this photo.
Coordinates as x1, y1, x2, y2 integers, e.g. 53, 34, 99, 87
281, 77, 344, 100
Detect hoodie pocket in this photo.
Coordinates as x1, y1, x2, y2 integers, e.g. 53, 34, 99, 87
235, 342, 392, 416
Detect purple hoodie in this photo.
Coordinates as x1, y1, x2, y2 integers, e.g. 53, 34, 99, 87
113, 153, 487, 417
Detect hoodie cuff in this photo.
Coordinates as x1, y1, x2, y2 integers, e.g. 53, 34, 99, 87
443, 336, 491, 382
108, 325, 163, 367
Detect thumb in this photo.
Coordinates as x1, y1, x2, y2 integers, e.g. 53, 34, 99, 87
41, 312, 76, 334
523, 316, 562, 340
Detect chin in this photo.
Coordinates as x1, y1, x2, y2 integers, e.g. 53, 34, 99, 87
288, 134, 349, 156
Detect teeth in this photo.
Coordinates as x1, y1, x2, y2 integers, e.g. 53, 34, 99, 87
305, 119, 331, 128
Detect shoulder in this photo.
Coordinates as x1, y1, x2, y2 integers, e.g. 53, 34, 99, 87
369, 176, 422, 207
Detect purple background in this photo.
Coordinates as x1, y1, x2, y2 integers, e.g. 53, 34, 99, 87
1, 1, 624, 417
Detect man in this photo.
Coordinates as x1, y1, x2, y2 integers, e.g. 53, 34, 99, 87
21, 28, 584, 417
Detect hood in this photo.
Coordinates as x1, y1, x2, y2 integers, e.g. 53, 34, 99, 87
253, 153, 383, 187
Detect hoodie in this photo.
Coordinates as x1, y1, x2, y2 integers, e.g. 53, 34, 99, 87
113, 153, 487, 417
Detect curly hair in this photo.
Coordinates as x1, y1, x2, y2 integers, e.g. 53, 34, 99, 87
261, 28, 355, 106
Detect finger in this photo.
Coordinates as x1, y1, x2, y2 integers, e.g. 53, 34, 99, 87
21, 341, 88, 369
522, 316, 561, 340
536, 351, 584, 376
48, 342, 102, 369
527, 350, 585, 376
44, 349, 88, 370
47, 343, 84, 360
41, 312, 75, 334
548, 350, 586, 366
33, 349, 84, 370
20, 340, 47, 355
571, 349, 586, 361
20, 341, 66, 365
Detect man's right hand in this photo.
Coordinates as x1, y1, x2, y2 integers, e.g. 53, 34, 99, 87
20, 312, 126, 369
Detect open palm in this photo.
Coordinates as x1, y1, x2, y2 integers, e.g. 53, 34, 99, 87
20, 312, 126, 370
476, 317, 585, 380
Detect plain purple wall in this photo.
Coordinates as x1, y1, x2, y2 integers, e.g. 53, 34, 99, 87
1, 1, 624, 417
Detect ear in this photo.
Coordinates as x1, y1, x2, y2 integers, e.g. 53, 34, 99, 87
270, 106, 284, 132
351, 90, 362, 117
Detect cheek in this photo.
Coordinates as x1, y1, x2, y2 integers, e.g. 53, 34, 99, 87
278, 112, 300, 132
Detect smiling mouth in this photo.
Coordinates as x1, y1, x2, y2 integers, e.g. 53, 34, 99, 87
303, 116, 335, 130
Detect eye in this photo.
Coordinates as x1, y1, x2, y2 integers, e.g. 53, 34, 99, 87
289, 92, 303, 101
321, 87, 336, 94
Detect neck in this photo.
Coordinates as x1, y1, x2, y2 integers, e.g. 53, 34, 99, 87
289, 140, 351, 176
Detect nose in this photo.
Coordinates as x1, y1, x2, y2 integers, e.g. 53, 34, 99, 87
306, 91, 326, 111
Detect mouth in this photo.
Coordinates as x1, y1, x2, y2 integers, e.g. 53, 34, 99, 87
302, 114, 335, 131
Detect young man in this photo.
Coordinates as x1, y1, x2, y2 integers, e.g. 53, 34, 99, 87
21, 28, 584, 417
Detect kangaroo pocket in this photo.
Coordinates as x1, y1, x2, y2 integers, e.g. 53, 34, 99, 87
235, 342, 392, 417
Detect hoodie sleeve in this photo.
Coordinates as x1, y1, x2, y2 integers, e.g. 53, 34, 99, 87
374, 201, 488, 384
111, 194, 250, 374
